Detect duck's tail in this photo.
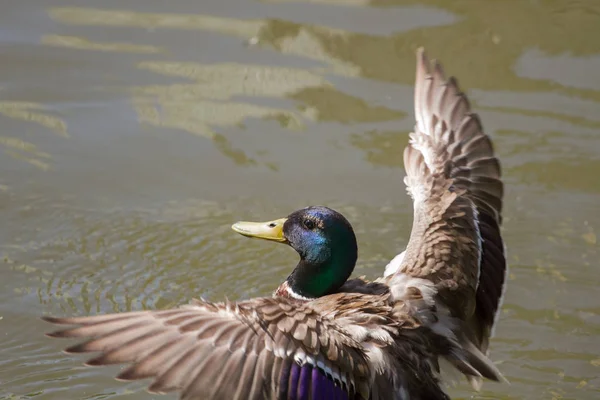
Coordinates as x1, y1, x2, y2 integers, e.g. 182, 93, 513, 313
388, 273, 507, 388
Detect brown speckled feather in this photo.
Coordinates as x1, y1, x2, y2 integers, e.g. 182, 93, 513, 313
389, 48, 507, 389
45, 296, 372, 400
44, 289, 465, 400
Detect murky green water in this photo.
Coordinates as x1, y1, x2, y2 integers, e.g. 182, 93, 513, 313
1, 0, 599, 399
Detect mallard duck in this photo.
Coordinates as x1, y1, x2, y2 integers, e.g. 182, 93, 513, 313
42, 48, 507, 399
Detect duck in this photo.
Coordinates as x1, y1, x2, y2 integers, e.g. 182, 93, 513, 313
42, 48, 508, 400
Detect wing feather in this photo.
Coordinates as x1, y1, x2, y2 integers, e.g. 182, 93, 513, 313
391, 48, 507, 387
43, 297, 370, 400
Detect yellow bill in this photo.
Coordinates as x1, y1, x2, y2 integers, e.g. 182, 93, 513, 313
231, 218, 288, 243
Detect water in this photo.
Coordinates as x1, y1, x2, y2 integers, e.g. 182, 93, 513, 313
1, 0, 599, 399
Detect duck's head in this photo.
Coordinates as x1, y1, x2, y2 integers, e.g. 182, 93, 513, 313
232, 206, 357, 300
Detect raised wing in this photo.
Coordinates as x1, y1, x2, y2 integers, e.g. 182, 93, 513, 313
392, 49, 507, 361
43, 297, 371, 400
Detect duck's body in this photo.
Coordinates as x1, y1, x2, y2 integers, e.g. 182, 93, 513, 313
43, 48, 507, 399
46, 279, 456, 400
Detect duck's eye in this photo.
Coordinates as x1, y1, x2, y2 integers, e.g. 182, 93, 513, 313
303, 219, 316, 230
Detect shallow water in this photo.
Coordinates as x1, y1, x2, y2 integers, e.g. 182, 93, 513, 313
1, 0, 599, 399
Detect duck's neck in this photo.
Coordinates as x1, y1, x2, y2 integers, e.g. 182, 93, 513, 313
275, 249, 357, 300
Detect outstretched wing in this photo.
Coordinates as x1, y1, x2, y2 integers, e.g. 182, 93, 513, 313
43, 297, 370, 400
391, 48, 507, 355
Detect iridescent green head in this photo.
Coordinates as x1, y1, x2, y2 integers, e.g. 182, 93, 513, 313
232, 206, 358, 299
